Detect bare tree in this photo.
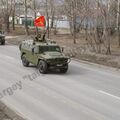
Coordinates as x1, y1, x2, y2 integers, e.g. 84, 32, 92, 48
0, 0, 13, 33
12, 0, 15, 30
33, 0, 38, 35
24, 0, 29, 35
117, 0, 120, 47
45, 0, 50, 38
63, 0, 77, 44
63, 0, 88, 44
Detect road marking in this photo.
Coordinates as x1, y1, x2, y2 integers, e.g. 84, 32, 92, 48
99, 90, 120, 101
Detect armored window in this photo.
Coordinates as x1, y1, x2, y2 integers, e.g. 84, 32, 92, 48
39, 46, 61, 52
34, 46, 39, 53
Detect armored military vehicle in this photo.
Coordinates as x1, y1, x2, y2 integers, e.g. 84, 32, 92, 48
19, 34, 70, 74
0, 31, 5, 45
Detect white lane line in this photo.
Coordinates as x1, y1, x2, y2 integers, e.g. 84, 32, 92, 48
99, 90, 120, 101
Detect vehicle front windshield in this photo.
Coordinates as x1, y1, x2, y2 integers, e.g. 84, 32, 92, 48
39, 46, 61, 52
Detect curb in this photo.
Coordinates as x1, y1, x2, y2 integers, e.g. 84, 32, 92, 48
0, 101, 26, 120
72, 58, 120, 72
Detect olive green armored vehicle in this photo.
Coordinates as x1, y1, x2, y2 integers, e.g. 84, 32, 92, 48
0, 31, 5, 45
19, 34, 70, 74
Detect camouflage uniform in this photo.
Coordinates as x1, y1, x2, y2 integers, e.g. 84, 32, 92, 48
35, 28, 46, 42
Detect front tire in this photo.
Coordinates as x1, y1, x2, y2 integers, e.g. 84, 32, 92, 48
38, 60, 48, 74
1, 40, 5, 45
60, 64, 68, 73
21, 55, 29, 67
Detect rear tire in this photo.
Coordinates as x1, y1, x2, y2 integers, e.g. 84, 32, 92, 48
38, 60, 48, 74
21, 55, 29, 67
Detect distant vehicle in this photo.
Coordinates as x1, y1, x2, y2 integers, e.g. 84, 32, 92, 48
0, 31, 5, 45
19, 34, 70, 74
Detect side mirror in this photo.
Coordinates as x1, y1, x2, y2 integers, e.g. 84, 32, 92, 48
32, 48, 34, 54
32, 47, 39, 54
61, 47, 64, 52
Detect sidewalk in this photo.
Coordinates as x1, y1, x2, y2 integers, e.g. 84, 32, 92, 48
6, 35, 30, 45
0, 101, 25, 120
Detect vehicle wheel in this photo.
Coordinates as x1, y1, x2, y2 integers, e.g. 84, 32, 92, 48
19, 44, 22, 50
60, 64, 68, 73
38, 60, 48, 74
21, 55, 29, 67
1, 41, 5, 45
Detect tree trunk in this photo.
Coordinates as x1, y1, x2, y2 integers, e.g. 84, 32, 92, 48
46, 0, 50, 38
47, 16, 50, 38
118, 28, 120, 47
106, 1, 111, 55
117, 0, 120, 47
51, 14, 54, 29
12, 0, 15, 30
72, 1, 76, 44
33, 0, 38, 35
5, 14, 10, 33
24, 0, 29, 35
12, 12, 15, 30
106, 37, 111, 55
73, 23, 76, 44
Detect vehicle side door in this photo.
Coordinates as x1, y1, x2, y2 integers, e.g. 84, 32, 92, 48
29, 46, 39, 65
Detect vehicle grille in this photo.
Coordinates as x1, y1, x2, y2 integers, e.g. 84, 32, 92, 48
54, 58, 67, 63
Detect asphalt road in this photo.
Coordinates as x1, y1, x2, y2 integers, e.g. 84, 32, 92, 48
0, 45, 120, 120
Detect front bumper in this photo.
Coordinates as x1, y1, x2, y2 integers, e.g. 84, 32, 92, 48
48, 63, 68, 69
46, 58, 70, 69
47, 58, 70, 64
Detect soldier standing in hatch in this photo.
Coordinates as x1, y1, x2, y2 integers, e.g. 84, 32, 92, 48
34, 28, 46, 42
